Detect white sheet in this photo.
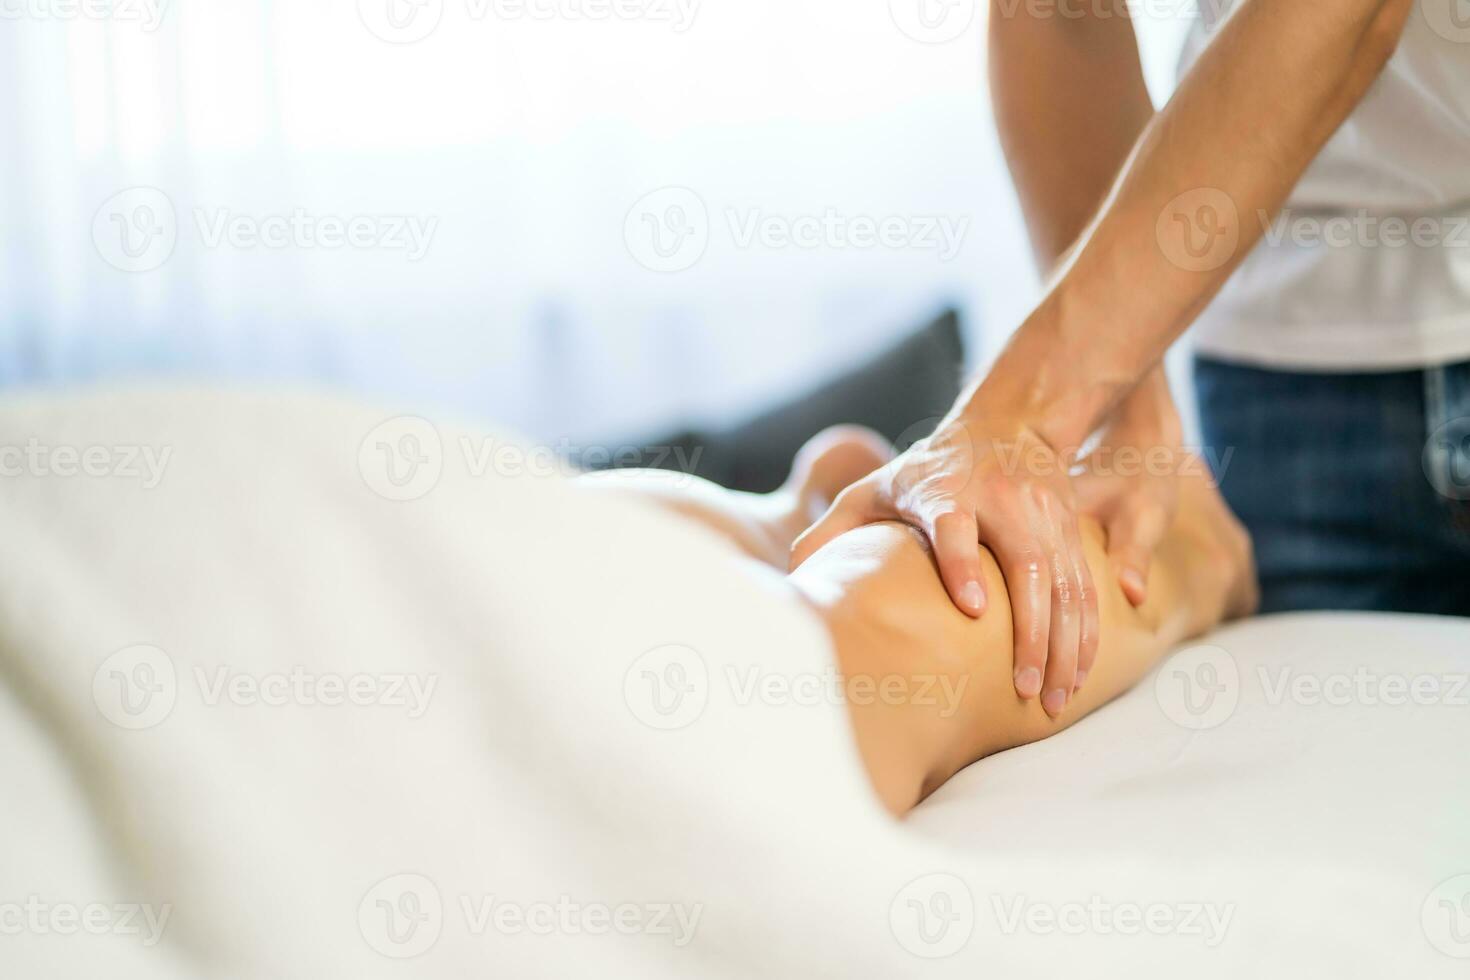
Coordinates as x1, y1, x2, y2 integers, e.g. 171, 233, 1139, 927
910, 612, 1470, 971
0, 388, 1466, 978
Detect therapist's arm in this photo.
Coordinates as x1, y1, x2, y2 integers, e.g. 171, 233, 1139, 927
982, 0, 1416, 447
795, 0, 1413, 717
988, 1, 1182, 606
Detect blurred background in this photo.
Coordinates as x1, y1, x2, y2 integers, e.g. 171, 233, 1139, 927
1, 0, 1194, 456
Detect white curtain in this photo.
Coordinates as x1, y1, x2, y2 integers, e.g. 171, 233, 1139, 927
0, 1, 1189, 440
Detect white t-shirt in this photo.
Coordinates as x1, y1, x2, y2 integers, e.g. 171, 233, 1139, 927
1181, 2, 1470, 370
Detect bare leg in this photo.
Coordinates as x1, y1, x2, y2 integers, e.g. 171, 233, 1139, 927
789, 462, 1258, 814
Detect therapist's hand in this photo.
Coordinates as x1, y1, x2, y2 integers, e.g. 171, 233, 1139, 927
1075, 369, 1184, 608
791, 415, 1099, 716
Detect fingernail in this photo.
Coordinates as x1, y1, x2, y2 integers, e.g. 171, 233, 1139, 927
1042, 688, 1068, 716
1121, 569, 1146, 601
961, 580, 985, 614
1014, 667, 1042, 699
1074, 669, 1089, 692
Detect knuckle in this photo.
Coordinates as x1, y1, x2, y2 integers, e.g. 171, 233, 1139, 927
1050, 562, 1074, 601
1074, 572, 1094, 608
1014, 556, 1048, 584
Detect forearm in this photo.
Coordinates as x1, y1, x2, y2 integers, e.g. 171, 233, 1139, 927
989, 0, 1182, 443
976, 0, 1413, 450
989, 0, 1153, 271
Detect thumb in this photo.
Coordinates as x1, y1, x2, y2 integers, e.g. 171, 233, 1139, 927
789, 484, 878, 571
923, 508, 986, 618
1106, 499, 1170, 607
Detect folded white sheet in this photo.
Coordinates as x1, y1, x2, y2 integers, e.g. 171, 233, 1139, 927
0, 389, 1465, 978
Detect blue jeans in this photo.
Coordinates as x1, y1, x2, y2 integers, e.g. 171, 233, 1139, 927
1194, 357, 1470, 616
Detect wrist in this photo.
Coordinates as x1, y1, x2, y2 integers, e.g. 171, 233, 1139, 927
960, 292, 1128, 454
1111, 369, 1183, 447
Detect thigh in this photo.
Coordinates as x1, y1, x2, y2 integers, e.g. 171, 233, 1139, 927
1193, 357, 1470, 616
